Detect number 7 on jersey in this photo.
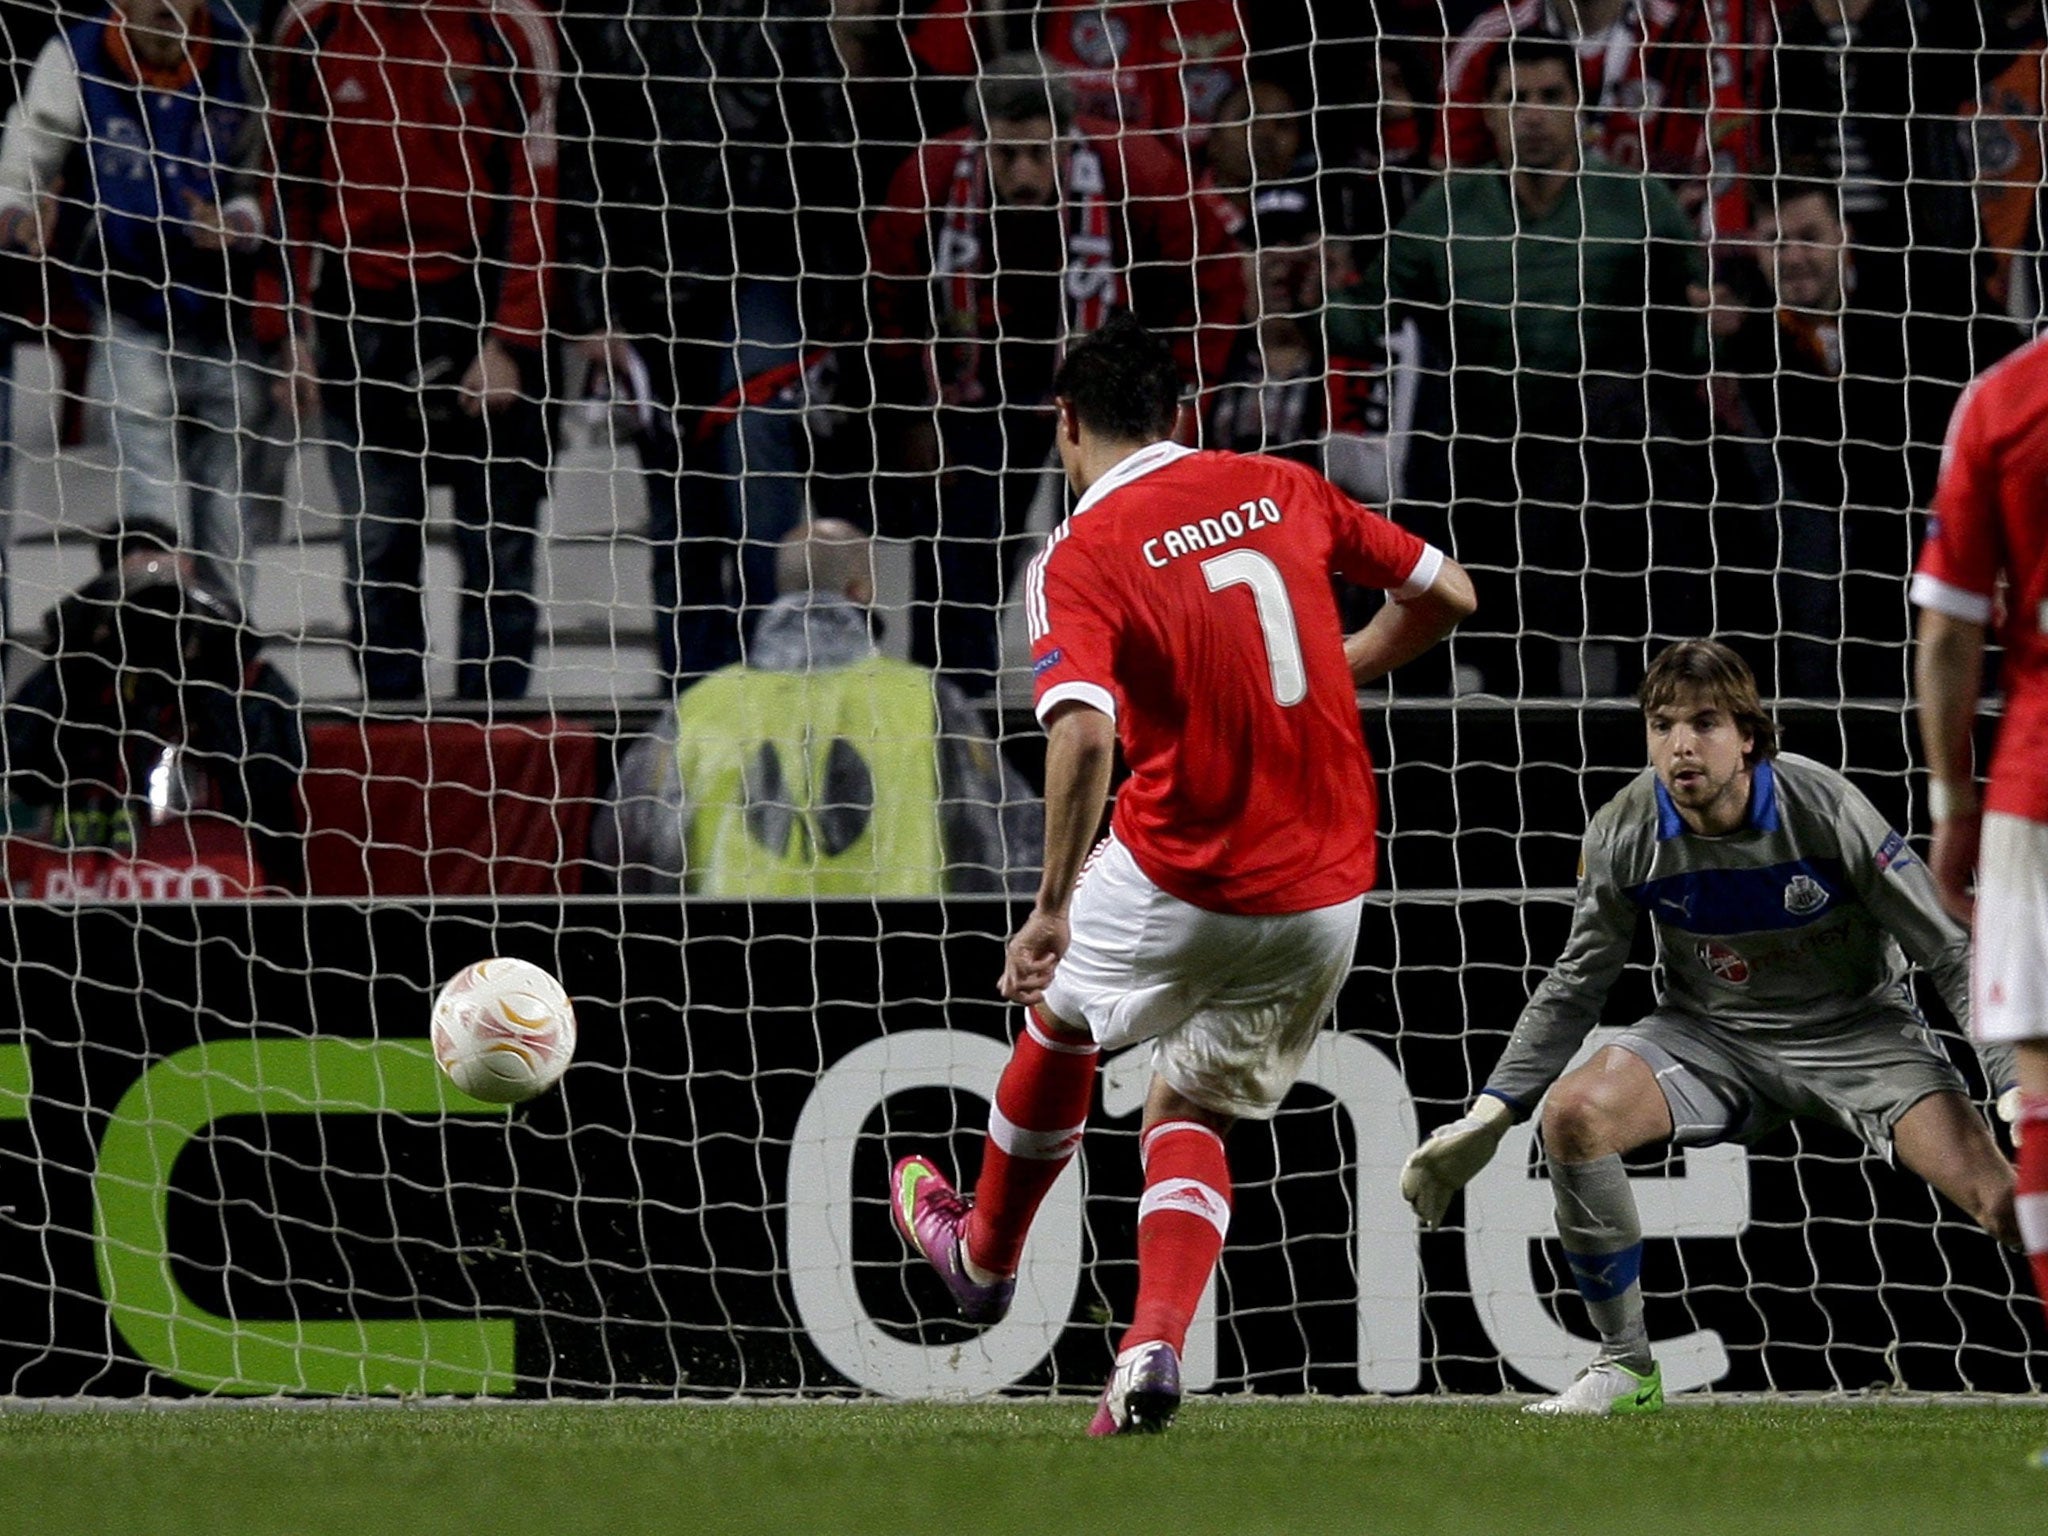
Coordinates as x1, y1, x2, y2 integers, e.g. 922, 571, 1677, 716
1202, 549, 1306, 707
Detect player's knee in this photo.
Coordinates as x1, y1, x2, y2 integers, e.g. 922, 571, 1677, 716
1542, 1075, 1631, 1163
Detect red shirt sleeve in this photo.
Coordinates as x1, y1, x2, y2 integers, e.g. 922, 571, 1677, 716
1026, 536, 1122, 725
1316, 472, 1435, 595
1912, 378, 2001, 624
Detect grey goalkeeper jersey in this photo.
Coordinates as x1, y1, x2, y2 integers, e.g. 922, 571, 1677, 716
1485, 753, 2014, 1110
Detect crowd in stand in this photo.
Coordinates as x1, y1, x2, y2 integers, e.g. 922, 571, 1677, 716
0, 0, 2044, 891
0, 1, 2042, 704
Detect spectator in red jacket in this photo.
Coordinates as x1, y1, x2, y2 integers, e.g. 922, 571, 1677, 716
868, 57, 1244, 697
1041, 0, 1246, 155
265, 0, 558, 702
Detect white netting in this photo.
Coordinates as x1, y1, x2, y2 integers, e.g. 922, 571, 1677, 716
0, 0, 2039, 1399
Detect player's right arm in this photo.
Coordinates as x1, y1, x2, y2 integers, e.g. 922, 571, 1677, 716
1007, 534, 1123, 1007
1401, 805, 1641, 1227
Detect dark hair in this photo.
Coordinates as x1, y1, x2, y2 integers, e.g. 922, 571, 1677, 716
1485, 33, 1583, 100
1762, 176, 1844, 226
968, 53, 1075, 132
1051, 312, 1182, 443
1638, 640, 1780, 762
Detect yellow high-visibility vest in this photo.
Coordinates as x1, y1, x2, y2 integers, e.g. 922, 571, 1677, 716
674, 657, 948, 896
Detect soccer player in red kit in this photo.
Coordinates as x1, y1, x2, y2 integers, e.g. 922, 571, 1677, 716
1912, 333, 2048, 1408
890, 314, 1475, 1434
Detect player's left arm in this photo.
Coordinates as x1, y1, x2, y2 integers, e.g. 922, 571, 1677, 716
999, 702, 1115, 1008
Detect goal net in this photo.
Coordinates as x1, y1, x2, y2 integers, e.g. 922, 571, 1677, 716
0, 0, 2040, 1399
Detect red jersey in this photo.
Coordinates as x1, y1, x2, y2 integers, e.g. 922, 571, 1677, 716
1042, 0, 1246, 147
265, 0, 558, 345
1025, 442, 1438, 915
1913, 334, 2048, 825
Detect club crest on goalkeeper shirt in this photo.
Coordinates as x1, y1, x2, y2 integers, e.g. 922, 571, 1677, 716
1782, 873, 1830, 917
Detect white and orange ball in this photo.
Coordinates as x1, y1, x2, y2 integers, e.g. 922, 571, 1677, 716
430, 958, 577, 1104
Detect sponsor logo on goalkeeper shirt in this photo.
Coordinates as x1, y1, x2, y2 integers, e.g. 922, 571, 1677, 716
1874, 830, 1917, 875
1696, 939, 1751, 984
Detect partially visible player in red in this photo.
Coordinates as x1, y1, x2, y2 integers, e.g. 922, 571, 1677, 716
1911, 332, 2048, 1397
889, 313, 1475, 1435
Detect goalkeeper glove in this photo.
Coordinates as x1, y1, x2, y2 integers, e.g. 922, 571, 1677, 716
1400, 1094, 1515, 1230
1997, 1086, 2022, 1147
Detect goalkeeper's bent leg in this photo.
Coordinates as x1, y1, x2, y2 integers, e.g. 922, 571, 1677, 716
1551, 1154, 1652, 1371
962, 1007, 1098, 1280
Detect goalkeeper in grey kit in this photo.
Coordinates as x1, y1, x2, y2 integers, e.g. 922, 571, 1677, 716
1402, 640, 2019, 1415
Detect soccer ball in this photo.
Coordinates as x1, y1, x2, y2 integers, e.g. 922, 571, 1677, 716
430, 957, 577, 1104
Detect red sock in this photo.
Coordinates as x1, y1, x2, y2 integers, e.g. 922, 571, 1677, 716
963, 1009, 1098, 1276
2018, 1096, 2048, 1312
1119, 1119, 1232, 1358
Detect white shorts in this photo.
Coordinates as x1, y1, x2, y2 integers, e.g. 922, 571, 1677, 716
1041, 837, 1364, 1119
1975, 811, 2048, 1043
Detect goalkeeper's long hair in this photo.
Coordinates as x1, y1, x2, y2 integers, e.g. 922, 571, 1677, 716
1639, 640, 1780, 763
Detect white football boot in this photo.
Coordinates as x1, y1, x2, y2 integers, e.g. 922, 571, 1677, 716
1523, 1358, 1664, 1417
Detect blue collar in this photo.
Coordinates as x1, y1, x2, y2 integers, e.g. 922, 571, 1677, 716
1653, 759, 1778, 840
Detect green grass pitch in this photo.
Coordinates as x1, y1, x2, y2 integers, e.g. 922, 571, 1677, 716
5, 1400, 2045, 1536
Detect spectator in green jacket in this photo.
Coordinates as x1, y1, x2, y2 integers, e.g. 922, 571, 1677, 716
1338, 33, 1709, 699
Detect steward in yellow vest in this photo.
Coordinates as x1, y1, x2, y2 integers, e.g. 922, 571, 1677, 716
595, 524, 1042, 897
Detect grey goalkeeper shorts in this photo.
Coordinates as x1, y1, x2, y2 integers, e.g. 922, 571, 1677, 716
1608, 1008, 1969, 1157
